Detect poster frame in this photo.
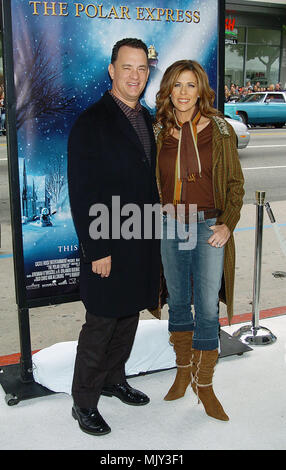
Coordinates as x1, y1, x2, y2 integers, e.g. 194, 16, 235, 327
1, 0, 225, 311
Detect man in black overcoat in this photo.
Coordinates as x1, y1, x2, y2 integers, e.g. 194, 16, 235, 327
68, 38, 160, 435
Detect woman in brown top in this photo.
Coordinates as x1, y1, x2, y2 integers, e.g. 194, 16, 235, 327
155, 60, 244, 421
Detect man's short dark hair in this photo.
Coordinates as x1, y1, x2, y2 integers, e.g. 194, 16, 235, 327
111, 38, 148, 64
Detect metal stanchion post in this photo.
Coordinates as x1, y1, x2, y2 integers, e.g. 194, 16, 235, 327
233, 191, 277, 346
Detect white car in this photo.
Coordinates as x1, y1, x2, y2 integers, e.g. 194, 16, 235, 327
225, 117, 250, 149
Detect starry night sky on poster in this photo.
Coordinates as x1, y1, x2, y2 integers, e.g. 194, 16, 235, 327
9, 0, 219, 301
12, 0, 219, 179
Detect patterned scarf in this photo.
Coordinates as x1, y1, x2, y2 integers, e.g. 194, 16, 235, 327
173, 106, 202, 205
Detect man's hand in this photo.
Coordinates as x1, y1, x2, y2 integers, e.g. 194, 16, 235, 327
208, 224, 230, 248
92, 256, 112, 277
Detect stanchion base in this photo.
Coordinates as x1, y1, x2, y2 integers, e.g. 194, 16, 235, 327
272, 271, 286, 278
219, 329, 252, 357
0, 363, 55, 406
232, 325, 277, 346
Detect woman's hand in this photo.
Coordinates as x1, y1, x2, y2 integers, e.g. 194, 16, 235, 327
208, 224, 230, 248
92, 256, 112, 277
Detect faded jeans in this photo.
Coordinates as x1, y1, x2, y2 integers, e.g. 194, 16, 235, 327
161, 214, 225, 350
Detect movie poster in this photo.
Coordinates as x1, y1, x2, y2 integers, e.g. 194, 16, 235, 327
5, 0, 220, 306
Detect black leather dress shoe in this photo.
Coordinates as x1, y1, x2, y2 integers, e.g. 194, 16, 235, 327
101, 382, 150, 406
72, 404, 111, 436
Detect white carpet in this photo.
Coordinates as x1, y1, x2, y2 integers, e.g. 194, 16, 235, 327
0, 316, 285, 450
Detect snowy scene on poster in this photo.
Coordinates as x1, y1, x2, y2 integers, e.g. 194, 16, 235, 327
11, 0, 219, 301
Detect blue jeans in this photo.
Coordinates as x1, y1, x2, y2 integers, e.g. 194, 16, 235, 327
161, 214, 225, 350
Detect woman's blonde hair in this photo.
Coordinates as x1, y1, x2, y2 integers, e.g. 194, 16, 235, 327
155, 60, 219, 138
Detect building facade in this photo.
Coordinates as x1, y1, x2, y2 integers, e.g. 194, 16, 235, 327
225, 0, 286, 89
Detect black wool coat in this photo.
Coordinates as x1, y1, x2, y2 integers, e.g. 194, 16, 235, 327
68, 91, 161, 317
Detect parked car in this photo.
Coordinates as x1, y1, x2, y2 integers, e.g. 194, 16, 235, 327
225, 117, 250, 149
224, 91, 286, 127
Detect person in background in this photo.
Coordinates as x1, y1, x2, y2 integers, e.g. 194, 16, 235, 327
0, 86, 6, 135
228, 83, 239, 101
224, 85, 230, 102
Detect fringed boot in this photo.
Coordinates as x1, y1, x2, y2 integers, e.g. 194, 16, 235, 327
191, 349, 229, 421
164, 331, 193, 401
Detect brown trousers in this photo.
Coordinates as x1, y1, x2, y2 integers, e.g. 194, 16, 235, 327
72, 312, 139, 408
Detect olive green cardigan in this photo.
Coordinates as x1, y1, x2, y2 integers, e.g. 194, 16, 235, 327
155, 116, 245, 324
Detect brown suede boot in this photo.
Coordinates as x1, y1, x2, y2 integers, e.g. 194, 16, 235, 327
164, 331, 193, 401
191, 349, 229, 421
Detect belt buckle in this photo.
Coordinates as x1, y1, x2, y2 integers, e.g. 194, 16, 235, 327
197, 211, 205, 223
